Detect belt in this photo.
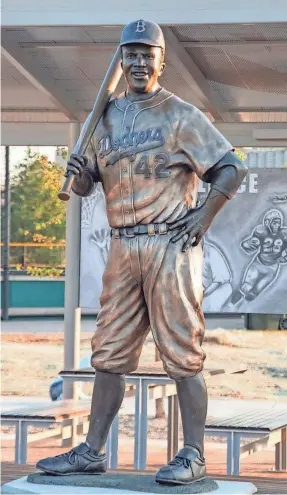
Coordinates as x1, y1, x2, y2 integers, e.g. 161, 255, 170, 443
111, 223, 171, 238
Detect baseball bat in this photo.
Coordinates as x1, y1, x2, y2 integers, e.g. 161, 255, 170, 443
58, 46, 122, 201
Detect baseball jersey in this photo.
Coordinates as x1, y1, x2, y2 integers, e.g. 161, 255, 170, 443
242, 225, 287, 265
73, 88, 232, 228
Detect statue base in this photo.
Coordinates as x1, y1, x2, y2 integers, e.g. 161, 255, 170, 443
2, 472, 257, 495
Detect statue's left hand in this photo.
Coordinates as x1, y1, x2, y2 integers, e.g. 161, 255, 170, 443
169, 206, 213, 252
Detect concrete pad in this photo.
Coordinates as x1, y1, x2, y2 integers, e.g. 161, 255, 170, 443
26, 473, 218, 493
2, 474, 257, 495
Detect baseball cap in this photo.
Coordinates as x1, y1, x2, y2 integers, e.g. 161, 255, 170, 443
120, 19, 165, 51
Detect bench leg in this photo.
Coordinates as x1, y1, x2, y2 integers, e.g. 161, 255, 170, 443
226, 432, 234, 475
275, 428, 287, 471
167, 395, 179, 462
233, 433, 241, 475
281, 428, 287, 471
62, 418, 78, 447
15, 421, 28, 464
82, 416, 90, 436
275, 442, 280, 470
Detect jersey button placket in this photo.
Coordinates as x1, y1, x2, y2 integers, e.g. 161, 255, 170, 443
121, 159, 132, 225
121, 107, 137, 225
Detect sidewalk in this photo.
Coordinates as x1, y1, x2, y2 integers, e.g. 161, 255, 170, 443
1, 315, 245, 333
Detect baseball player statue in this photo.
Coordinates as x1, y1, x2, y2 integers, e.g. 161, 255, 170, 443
37, 20, 247, 485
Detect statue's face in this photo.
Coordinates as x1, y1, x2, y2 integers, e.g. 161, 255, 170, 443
121, 43, 165, 94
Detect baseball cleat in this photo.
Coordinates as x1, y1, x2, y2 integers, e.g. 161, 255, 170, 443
36, 442, 107, 476
155, 446, 206, 485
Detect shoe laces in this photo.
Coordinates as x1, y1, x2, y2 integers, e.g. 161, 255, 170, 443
169, 456, 191, 469
54, 450, 77, 465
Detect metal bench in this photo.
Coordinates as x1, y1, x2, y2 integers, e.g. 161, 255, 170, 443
167, 400, 287, 475
60, 364, 247, 471
205, 407, 287, 475
1, 400, 91, 464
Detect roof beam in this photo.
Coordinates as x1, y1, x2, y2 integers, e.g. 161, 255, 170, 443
1, 32, 79, 121
182, 40, 287, 48
20, 42, 117, 49
18, 39, 287, 49
162, 27, 229, 122
2, 0, 287, 26
4, 107, 287, 114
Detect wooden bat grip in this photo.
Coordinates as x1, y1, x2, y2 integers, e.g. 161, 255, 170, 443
58, 46, 122, 201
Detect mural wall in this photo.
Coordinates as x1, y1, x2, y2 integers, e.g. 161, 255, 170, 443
80, 169, 287, 313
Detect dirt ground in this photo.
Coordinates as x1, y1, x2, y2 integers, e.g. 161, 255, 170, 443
2, 329, 287, 400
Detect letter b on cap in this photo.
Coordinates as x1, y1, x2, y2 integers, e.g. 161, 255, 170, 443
136, 20, 146, 32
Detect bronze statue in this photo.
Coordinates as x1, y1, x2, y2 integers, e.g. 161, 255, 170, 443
37, 20, 247, 485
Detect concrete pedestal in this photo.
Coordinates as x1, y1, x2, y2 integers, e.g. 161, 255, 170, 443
2, 472, 257, 495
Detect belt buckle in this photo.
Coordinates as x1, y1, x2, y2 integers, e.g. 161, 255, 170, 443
124, 227, 135, 238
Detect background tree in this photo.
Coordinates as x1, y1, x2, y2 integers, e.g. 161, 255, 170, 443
9, 147, 67, 277
234, 149, 247, 162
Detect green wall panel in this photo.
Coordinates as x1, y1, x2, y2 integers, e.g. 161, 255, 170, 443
1, 279, 65, 308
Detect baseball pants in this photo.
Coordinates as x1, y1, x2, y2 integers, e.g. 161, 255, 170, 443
91, 229, 206, 380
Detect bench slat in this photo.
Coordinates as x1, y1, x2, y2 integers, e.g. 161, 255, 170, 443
59, 365, 247, 379
207, 410, 264, 428
207, 408, 285, 425
206, 409, 287, 431
1, 400, 91, 421
1, 403, 91, 415
226, 410, 286, 429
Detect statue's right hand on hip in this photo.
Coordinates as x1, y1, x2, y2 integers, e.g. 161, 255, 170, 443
65, 153, 88, 177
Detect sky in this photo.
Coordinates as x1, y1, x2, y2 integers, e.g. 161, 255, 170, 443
1, 146, 66, 186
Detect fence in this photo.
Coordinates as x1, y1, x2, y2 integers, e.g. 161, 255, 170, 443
0, 242, 65, 271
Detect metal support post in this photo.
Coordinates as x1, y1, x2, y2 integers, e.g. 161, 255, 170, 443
134, 379, 148, 470
233, 433, 241, 475
63, 121, 81, 400
15, 421, 28, 464
2, 146, 11, 320
226, 432, 234, 475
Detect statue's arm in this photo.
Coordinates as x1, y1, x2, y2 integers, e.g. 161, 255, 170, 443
69, 113, 102, 198
170, 151, 248, 251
